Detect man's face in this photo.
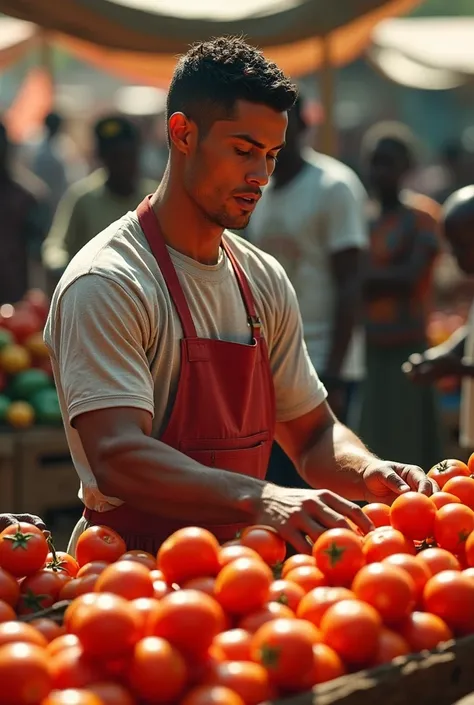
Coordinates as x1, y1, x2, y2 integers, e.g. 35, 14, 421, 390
102, 141, 140, 189
369, 139, 407, 196
179, 100, 287, 230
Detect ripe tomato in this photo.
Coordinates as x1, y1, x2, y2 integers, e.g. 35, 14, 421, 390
268, 579, 305, 612
423, 570, 474, 635
182, 685, 245, 705
75, 526, 126, 567
251, 617, 319, 691
281, 554, 316, 578
320, 599, 382, 667
127, 636, 187, 703
283, 565, 327, 593
59, 574, 98, 601
363, 528, 415, 563
0, 566, 20, 607
46, 634, 80, 658
0, 522, 49, 577
152, 578, 175, 600
239, 526, 286, 567
383, 553, 431, 603
464, 531, 474, 568
0, 621, 47, 648
205, 661, 274, 705
17, 568, 66, 614
238, 601, 295, 633
362, 503, 391, 527
372, 627, 410, 665
211, 629, 253, 662
296, 586, 355, 627
434, 503, 474, 553
95, 560, 154, 600
214, 558, 273, 615
131, 597, 162, 639
352, 563, 415, 624
29, 618, 65, 643
45, 551, 79, 577
0, 642, 52, 705
87, 682, 136, 705
0, 600, 15, 623
41, 690, 103, 705
218, 545, 261, 568
418, 547, 461, 576
71, 593, 141, 659
118, 550, 156, 571
390, 492, 436, 541
428, 459, 470, 489
64, 593, 100, 633
431, 492, 462, 510
150, 589, 225, 656
50, 645, 103, 689
397, 611, 453, 651
299, 642, 346, 688
464, 567, 474, 582
443, 476, 474, 510
182, 576, 216, 596
77, 561, 110, 578
158, 527, 220, 584
312, 528, 364, 586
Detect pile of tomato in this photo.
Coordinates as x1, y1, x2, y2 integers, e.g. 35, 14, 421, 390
1, 457, 474, 704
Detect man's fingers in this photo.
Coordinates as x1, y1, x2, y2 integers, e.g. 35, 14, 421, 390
294, 514, 328, 544
401, 465, 439, 496
281, 526, 314, 555
325, 495, 374, 535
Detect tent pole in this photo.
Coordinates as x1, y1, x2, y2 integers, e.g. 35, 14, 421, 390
319, 35, 335, 156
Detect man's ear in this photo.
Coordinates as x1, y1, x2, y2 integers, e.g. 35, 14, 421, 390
168, 112, 197, 155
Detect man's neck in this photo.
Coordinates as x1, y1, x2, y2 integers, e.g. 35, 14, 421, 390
150, 172, 223, 265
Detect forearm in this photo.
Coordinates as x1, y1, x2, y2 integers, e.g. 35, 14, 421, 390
94, 433, 264, 523
299, 421, 373, 501
325, 289, 360, 376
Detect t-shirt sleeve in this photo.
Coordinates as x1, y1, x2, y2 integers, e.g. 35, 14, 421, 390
325, 176, 368, 253
48, 273, 155, 423
268, 269, 327, 422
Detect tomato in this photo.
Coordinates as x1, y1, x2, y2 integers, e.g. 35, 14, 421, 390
87, 682, 136, 705
29, 618, 65, 643
64, 593, 100, 633
296, 586, 355, 627
218, 545, 261, 568
182, 685, 245, 705
5, 306, 42, 345
238, 601, 295, 633
352, 563, 415, 624
45, 551, 79, 577
130, 597, 162, 637
383, 553, 431, 603
158, 527, 220, 584
239, 526, 286, 566
23, 289, 50, 324
443, 476, 474, 510
434, 503, 474, 553
464, 531, 474, 568
59, 575, 99, 601
211, 629, 253, 662
214, 558, 273, 615
41, 690, 103, 705
152, 579, 175, 600
75, 526, 126, 567
428, 459, 470, 488
284, 565, 327, 593
390, 492, 436, 541
431, 492, 462, 510
182, 576, 216, 596
95, 560, 154, 600
118, 550, 156, 571
71, 593, 141, 659
0, 522, 49, 577
150, 589, 225, 656
372, 627, 410, 665
268, 579, 305, 612
281, 554, 316, 578
127, 636, 187, 703
0, 621, 47, 648
205, 661, 274, 705
0, 642, 52, 705
312, 528, 364, 586
363, 528, 416, 563
320, 599, 382, 667
0, 567, 20, 607
397, 611, 453, 651
46, 634, 80, 658
464, 567, 474, 582
50, 645, 103, 689
0, 600, 15, 623
362, 503, 391, 527
77, 561, 110, 578
17, 569, 66, 614
424, 570, 474, 635
418, 547, 461, 576
299, 643, 346, 688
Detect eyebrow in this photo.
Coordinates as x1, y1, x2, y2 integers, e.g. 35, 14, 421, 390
230, 133, 285, 151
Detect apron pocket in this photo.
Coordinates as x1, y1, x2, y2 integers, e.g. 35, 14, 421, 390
179, 431, 269, 479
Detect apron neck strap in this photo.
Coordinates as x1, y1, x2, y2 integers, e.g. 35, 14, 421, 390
222, 239, 261, 340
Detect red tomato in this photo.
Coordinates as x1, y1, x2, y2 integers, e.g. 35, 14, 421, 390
45, 551, 79, 577
75, 526, 126, 567
352, 563, 415, 624
131, 597, 162, 638
0, 600, 15, 623
296, 586, 355, 628
182, 685, 245, 705
0, 621, 48, 648
214, 558, 273, 615
390, 492, 436, 541
158, 527, 220, 585
238, 602, 295, 633
363, 528, 416, 563
443, 476, 474, 511
397, 611, 453, 651
268, 579, 306, 612
239, 526, 286, 567
423, 570, 474, 635
418, 547, 461, 576
211, 629, 253, 662
0, 642, 52, 705
50, 645, 103, 689
17, 569, 66, 615
312, 528, 365, 586
29, 618, 65, 643
182, 577, 216, 596
118, 550, 156, 571
5, 306, 42, 344
0, 523, 48, 577
362, 503, 391, 528
95, 560, 154, 600
0, 567, 20, 607
204, 661, 274, 705
383, 553, 431, 604
127, 636, 187, 703
76, 561, 110, 578
428, 459, 470, 489
431, 492, 462, 510
320, 599, 382, 668
372, 627, 410, 665
218, 545, 261, 569
299, 643, 346, 688
434, 503, 474, 553
284, 565, 327, 593
281, 554, 316, 578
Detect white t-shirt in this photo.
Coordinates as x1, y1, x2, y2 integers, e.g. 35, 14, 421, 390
44, 211, 327, 512
248, 148, 368, 380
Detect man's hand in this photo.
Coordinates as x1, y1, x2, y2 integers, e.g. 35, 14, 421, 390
362, 460, 439, 504
0, 513, 48, 536
403, 349, 463, 384
256, 485, 374, 554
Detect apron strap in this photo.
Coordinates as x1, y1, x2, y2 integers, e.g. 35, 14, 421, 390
137, 196, 197, 339
222, 239, 262, 340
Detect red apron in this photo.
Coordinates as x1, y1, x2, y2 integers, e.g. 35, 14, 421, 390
84, 195, 276, 553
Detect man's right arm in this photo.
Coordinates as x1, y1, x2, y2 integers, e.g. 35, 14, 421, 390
404, 326, 474, 382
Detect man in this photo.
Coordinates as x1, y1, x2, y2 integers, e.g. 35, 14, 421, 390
42, 115, 155, 276
29, 112, 70, 215
44, 37, 436, 557
405, 185, 474, 452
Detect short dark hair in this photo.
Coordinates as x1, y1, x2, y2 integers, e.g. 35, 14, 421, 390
93, 115, 140, 158
166, 36, 298, 140
361, 121, 419, 169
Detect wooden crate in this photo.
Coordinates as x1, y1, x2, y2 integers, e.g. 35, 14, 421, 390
0, 432, 15, 513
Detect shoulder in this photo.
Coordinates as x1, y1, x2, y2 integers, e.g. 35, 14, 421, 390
402, 190, 441, 227
304, 149, 366, 197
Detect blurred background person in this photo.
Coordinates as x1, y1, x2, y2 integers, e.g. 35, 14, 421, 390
30, 112, 70, 215
359, 122, 443, 470
247, 94, 367, 488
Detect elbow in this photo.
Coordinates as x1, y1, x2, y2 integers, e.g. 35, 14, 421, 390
92, 435, 134, 498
